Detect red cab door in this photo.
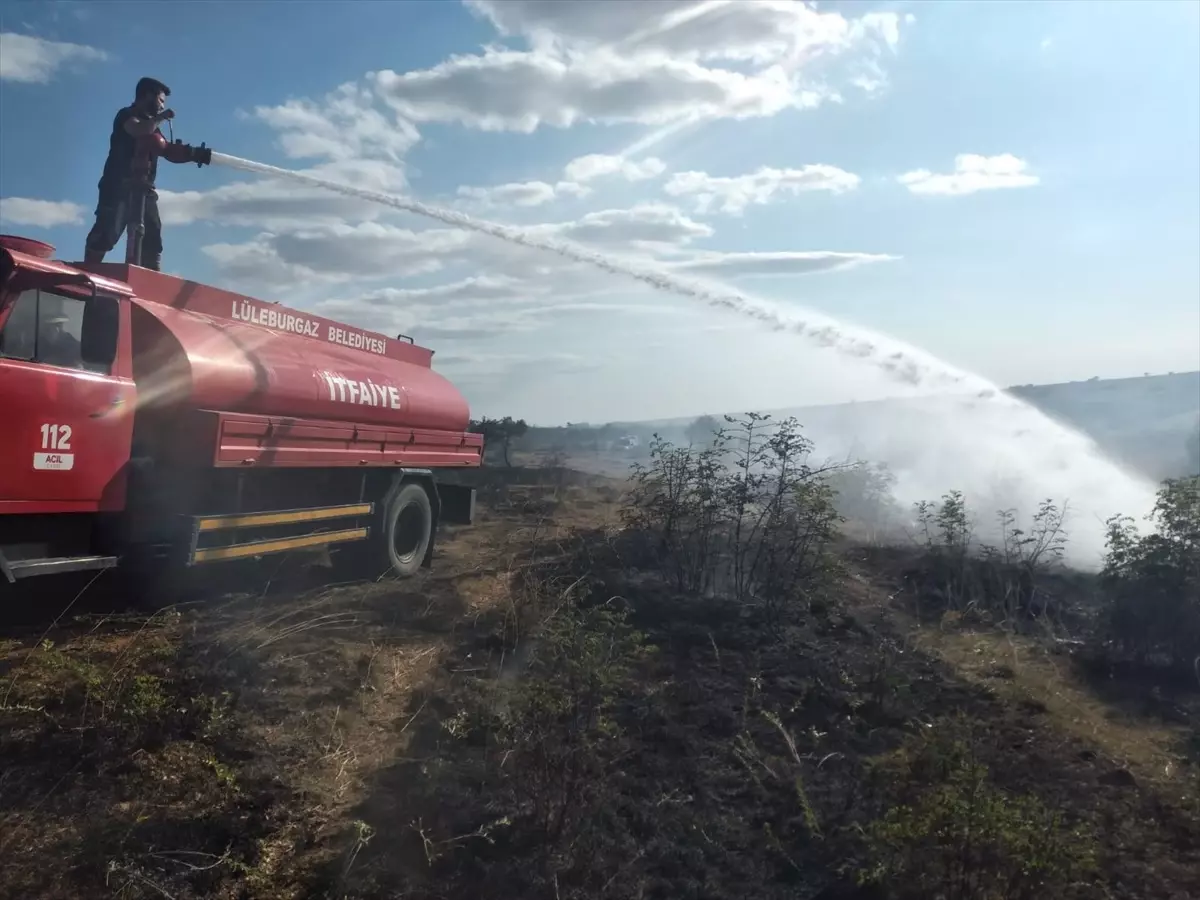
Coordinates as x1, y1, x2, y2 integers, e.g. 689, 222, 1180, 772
0, 286, 135, 512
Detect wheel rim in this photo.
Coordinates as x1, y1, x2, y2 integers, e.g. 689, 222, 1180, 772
393, 502, 427, 563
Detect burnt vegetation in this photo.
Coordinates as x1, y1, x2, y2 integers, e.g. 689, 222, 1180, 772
1, 414, 1198, 899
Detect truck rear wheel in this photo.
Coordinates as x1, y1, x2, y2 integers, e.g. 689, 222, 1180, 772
383, 481, 433, 578
332, 479, 433, 581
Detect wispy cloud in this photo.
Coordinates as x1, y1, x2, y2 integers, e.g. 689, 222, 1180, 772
897, 154, 1039, 196
0, 197, 86, 227
665, 164, 861, 215
0, 32, 108, 83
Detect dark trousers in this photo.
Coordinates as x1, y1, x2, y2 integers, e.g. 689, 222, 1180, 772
85, 182, 162, 266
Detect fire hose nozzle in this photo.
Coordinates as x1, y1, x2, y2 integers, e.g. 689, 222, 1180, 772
162, 137, 212, 167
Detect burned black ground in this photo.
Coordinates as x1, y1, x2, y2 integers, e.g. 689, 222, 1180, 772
1, 466, 1197, 900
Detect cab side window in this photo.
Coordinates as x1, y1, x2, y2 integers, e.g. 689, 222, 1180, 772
0, 289, 93, 372
0, 290, 38, 361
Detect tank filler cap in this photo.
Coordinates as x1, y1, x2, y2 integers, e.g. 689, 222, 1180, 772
0, 234, 55, 259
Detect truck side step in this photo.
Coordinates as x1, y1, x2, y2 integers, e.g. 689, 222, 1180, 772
0, 553, 119, 583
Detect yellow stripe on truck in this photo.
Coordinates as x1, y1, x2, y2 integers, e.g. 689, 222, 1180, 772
191, 527, 368, 563
195, 503, 373, 533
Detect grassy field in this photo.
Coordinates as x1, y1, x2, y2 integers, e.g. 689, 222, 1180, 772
1, 462, 1197, 899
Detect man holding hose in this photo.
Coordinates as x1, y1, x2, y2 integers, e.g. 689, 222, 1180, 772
83, 77, 176, 270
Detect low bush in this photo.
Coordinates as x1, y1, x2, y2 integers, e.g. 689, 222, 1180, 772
623, 413, 842, 630
1098, 475, 1200, 671
859, 727, 1098, 900
901, 490, 1074, 630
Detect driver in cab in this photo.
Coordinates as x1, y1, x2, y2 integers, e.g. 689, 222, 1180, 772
38, 297, 82, 370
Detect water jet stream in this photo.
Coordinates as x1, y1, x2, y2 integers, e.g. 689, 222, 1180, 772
208, 151, 1160, 565
212, 152, 959, 391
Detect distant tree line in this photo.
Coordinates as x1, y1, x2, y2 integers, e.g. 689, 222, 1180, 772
468, 416, 528, 467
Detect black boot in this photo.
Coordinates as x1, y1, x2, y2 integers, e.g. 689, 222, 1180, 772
83, 247, 105, 264
143, 253, 162, 271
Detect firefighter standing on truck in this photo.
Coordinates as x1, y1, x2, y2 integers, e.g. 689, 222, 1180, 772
83, 77, 175, 270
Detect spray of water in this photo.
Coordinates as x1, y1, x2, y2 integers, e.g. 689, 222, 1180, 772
208, 151, 1160, 565
212, 153, 980, 390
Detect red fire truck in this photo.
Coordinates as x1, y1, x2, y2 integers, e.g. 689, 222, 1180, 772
0, 232, 482, 589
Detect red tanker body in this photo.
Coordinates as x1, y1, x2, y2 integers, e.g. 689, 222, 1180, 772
0, 233, 482, 589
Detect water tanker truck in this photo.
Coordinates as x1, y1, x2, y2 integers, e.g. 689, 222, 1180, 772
0, 228, 483, 589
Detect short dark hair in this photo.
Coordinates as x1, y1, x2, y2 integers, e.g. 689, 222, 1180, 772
135, 77, 171, 99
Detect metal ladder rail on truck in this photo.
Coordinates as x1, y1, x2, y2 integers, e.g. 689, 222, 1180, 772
0, 228, 483, 589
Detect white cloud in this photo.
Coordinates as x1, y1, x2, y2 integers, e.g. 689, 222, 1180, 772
315, 292, 543, 342
154, 82, 422, 231
366, 0, 905, 136
0, 197, 86, 228
466, 0, 899, 65
246, 82, 419, 163
664, 164, 861, 215
539, 202, 713, 250
850, 73, 886, 94
197, 202, 718, 297
563, 153, 666, 183
433, 1, 907, 142
370, 48, 805, 133
438, 350, 605, 390
898, 154, 1040, 196
136, 0, 897, 236
458, 181, 557, 207
456, 179, 590, 208
347, 275, 536, 308
670, 250, 898, 278
270, 223, 471, 278
158, 158, 411, 229
196, 209, 894, 360
307, 270, 685, 351
200, 221, 472, 294
0, 32, 108, 83
199, 237, 335, 294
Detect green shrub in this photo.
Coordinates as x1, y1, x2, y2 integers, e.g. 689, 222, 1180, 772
906, 491, 1069, 628
1100, 475, 1200, 669
624, 413, 842, 627
495, 593, 650, 847
860, 731, 1097, 900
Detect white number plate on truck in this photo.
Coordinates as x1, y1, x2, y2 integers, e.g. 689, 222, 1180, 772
34, 452, 75, 471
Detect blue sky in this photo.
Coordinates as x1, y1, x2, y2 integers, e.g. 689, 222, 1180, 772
1, 0, 1197, 425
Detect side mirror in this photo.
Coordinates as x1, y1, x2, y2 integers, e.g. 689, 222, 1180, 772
80, 294, 120, 372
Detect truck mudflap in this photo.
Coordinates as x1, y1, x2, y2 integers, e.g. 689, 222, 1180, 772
436, 482, 476, 526
186, 501, 374, 566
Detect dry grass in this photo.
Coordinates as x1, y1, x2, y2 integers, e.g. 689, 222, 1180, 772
898, 621, 1191, 785
842, 553, 1198, 793
0, 467, 626, 899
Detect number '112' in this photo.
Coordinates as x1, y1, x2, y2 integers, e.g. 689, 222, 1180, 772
40, 424, 72, 451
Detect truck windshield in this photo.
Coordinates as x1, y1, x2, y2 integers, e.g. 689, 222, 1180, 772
0, 287, 106, 373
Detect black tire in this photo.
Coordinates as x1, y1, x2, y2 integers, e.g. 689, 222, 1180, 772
331, 479, 433, 581
381, 481, 434, 578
